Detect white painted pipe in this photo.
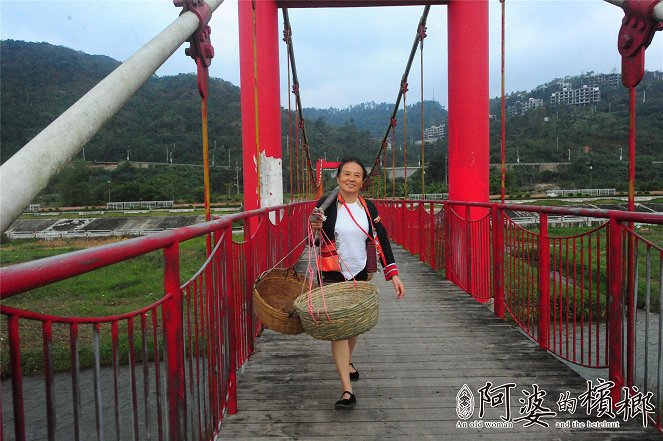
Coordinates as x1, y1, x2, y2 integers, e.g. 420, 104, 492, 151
604, 0, 663, 22
0, 0, 223, 234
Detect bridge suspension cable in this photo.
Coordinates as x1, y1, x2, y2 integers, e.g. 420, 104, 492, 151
366, 5, 431, 193
282, 8, 319, 198
0, 0, 224, 234
419, 21, 427, 199
500, 0, 506, 204
174, 0, 216, 256
391, 119, 396, 197
284, 26, 294, 200
401, 80, 408, 196
252, 0, 263, 206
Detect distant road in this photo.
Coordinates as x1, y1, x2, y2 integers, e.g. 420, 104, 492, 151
78, 160, 234, 170
489, 162, 570, 171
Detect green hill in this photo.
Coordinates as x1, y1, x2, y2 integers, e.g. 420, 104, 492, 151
304, 100, 448, 138
485, 71, 663, 194
1, 39, 661, 205
0, 40, 375, 204
1, 40, 243, 165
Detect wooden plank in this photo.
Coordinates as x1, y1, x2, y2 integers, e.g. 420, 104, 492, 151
221, 247, 661, 439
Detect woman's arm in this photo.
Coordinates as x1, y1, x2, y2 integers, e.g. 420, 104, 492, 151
366, 200, 405, 298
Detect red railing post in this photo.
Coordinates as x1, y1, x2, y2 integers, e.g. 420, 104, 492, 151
162, 242, 185, 440
492, 206, 505, 318
444, 201, 451, 279
245, 220, 257, 340
429, 201, 435, 268
225, 227, 238, 414
419, 202, 425, 262
8, 315, 26, 441
401, 201, 407, 247
211, 229, 222, 421
538, 213, 550, 349
608, 217, 624, 405
465, 205, 472, 294
626, 224, 635, 388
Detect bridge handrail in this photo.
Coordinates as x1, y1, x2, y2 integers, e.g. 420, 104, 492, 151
0, 201, 309, 299
441, 200, 663, 224
379, 197, 663, 429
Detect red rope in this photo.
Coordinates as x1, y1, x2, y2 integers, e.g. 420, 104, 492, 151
419, 23, 426, 198
500, 0, 507, 204
391, 119, 397, 197
628, 86, 636, 212
286, 33, 293, 201
402, 81, 408, 196
295, 111, 300, 197
383, 154, 387, 198
306, 222, 330, 322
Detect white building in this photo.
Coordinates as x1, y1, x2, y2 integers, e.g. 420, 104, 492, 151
551, 84, 600, 106
415, 124, 446, 145
507, 97, 544, 116
524, 97, 544, 111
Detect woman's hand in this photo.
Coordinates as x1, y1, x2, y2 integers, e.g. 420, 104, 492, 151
309, 211, 323, 231
391, 275, 405, 299
310, 218, 323, 231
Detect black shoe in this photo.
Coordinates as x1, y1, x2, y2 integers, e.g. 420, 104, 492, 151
349, 363, 359, 381
334, 391, 356, 410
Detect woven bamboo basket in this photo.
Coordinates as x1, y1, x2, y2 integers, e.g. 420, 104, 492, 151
293, 281, 379, 341
253, 268, 308, 335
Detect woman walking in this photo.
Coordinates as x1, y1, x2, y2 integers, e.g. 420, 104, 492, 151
309, 157, 405, 410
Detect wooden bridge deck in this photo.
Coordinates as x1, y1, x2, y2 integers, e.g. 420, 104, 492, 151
221, 247, 661, 440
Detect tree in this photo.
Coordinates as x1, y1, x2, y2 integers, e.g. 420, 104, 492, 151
55, 162, 92, 206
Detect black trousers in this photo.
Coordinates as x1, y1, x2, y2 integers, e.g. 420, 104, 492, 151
321, 267, 368, 284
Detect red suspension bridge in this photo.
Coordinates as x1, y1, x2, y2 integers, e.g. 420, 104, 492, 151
1, 1, 662, 440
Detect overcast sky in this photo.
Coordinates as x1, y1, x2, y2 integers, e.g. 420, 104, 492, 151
1, 0, 662, 109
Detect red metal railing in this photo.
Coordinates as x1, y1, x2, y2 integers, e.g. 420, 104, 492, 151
0, 201, 313, 441
375, 200, 445, 271
2, 198, 662, 435
376, 198, 663, 430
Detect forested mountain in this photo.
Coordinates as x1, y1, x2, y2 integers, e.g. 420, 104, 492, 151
488, 71, 663, 161
0, 40, 377, 204
1, 39, 661, 206
1, 40, 243, 165
0, 41, 379, 167
485, 71, 663, 193
304, 100, 448, 138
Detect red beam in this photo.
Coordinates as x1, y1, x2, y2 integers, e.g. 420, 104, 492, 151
0, 203, 311, 298
447, 0, 489, 208
163, 243, 185, 441
277, 1, 448, 7
537, 213, 551, 350
607, 218, 624, 404
444, 200, 663, 225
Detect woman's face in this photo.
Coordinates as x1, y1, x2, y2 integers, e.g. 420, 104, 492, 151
337, 161, 364, 195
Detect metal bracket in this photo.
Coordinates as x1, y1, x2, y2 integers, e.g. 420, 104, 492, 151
283, 27, 292, 45
617, 0, 663, 87
174, 0, 215, 96
418, 23, 427, 47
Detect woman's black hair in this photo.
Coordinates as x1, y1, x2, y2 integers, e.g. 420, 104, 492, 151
336, 157, 368, 181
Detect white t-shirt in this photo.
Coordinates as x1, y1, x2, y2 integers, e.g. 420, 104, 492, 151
334, 200, 369, 280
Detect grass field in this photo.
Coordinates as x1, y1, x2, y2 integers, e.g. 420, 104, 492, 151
17, 207, 241, 220
1, 222, 660, 376
1, 236, 209, 316
0, 234, 245, 376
